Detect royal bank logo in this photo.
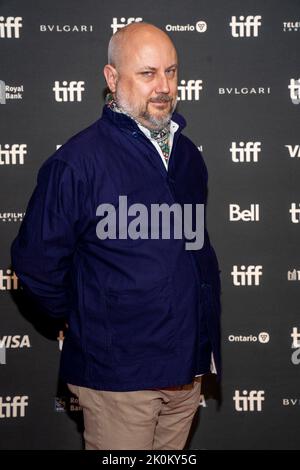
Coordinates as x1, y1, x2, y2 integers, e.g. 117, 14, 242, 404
283, 21, 300, 32
285, 145, 300, 158
0, 144, 27, 164
0, 16, 22, 38
230, 15, 262, 37
0, 80, 24, 104
40, 24, 93, 33
0, 212, 25, 222
53, 81, 85, 102
230, 141, 261, 162
291, 327, 300, 365
229, 204, 260, 222
166, 20, 207, 33
54, 396, 82, 412
287, 269, 300, 281
219, 87, 270, 96
233, 390, 265, 411
289, 203, 300, 223
0, 269, 19, 290
231, 265, 263, 286
111, 17, 143, 34
288, 79, 300, 104
177, 80, 203, 101
228, 332, 270, 343
0, 396, 28, 418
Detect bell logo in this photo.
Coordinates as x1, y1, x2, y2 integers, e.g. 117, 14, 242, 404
230, 15, 262, 37
0, 396, 28, 418
0, 16, 22, 38
53, 81, 85, 102
233, 390, 265, 411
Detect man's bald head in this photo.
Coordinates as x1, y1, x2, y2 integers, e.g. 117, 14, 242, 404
108, 22, 177, 70
103, 22, 178, 130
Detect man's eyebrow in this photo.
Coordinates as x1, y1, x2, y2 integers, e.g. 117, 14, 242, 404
139, 64, 178, 72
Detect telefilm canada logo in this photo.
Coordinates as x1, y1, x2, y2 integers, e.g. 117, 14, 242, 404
165, 20, 207, 33
283, 21, 300, 32
111, 17, 143, 34
0, 212, 25, 222
0, 80, 24, 104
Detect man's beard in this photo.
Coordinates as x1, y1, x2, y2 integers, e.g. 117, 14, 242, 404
115, 89, 177, 131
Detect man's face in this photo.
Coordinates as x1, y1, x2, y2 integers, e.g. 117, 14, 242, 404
113, 37, 178, 130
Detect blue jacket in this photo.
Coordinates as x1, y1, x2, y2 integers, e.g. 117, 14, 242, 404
11, 105, 221, 391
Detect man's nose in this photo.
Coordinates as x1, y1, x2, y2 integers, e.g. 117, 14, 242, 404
155, 73, 171, 94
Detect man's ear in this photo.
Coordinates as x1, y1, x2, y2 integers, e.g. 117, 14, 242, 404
103, 64, 118, 93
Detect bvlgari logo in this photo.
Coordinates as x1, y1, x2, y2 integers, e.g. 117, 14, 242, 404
40, 24, 94, 33
219, 86, 271, 96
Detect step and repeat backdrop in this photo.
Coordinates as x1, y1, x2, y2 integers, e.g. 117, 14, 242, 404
0, 0, 300, 450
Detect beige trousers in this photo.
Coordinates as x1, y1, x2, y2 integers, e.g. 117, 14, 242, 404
68, 377, 202, 450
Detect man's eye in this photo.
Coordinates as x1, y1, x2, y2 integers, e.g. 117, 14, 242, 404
166, 69, 176, 76
142, 71, 154, 76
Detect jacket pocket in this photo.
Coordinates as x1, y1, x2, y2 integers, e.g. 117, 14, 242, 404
104, 276, 176, 363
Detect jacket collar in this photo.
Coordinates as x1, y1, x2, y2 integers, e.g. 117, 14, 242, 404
100, 104, 186, 135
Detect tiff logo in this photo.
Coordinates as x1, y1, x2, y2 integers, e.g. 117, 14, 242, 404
289, 203, 300, 223
0, 144, 27, 164
285, 145, 300, 158
177, 80, 203, 101
111, 17, 143, 34
230, 15, 262, 37
230, 141, 261, 162
0, 396, 28, 418
232, 265, 263, 286
233, 390, 265, 411
53, 81, 85, 102
287, 269, 300, 281
291, 327, 300, 365
288, 79, 300, 105
0, 269, 19, 290
0, 16, 22, 38
229, 204, 259, 222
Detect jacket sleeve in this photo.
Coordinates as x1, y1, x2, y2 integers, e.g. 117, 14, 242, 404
11, 157, 87, 319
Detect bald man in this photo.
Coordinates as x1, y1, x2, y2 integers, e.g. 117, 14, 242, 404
11, 22, 221, 450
